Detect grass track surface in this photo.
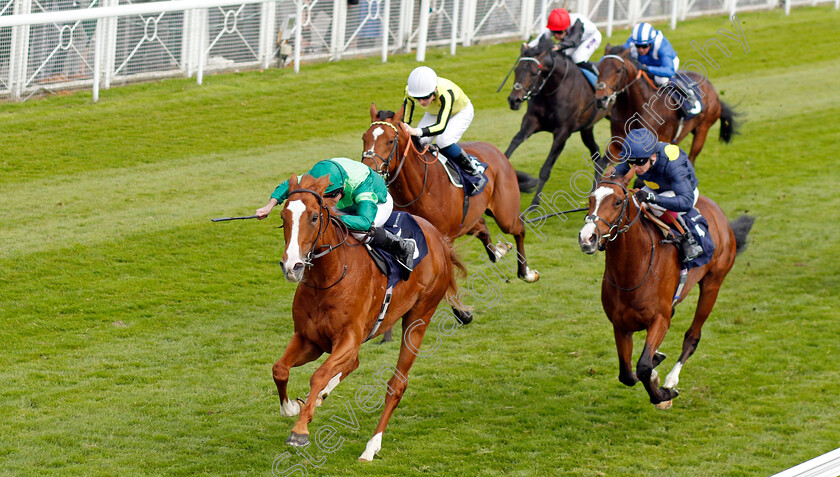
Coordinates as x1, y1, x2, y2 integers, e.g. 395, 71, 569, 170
2, 6, 839, 476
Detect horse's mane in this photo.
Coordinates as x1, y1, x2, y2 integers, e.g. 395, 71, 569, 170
376, 110, 395, 120
523, 34, 553, 58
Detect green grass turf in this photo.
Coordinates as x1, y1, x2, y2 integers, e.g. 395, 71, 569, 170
1, 6, 839, 476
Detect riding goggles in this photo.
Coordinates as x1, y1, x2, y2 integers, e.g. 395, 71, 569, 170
627, 156, 651, 166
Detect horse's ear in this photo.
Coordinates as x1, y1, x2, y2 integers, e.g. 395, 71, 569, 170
312, 175, 331, 195
618, 167, 635, 187
604, 43, 611, 54
369, 103, 378, 121
396, 104, 405, 123
521, 42, 529, 54
289, 173, 299, 189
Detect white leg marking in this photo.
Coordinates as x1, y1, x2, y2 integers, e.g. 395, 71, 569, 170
493, 241, 512, 260
523, 266, 540, 283
283, 200, 306, 267
280, 398, 301, 417
358, 432, 383, 462
664, 362, 683, 389
319, 372, 342, 399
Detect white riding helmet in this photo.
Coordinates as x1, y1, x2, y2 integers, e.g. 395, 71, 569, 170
406, 66, 438, 98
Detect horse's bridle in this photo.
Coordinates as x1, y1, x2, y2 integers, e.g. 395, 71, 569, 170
364, 121, 431, 208
584, 180, 644, 251
286, 188, 351, 289
512, 51, 568, 101
595, 54, 641, 106
585, 180, 657, 291
362, 121, 401, 183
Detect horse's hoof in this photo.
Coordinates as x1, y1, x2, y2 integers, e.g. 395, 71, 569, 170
280, 398, 301, 417
520, 268, 540, 283
493, 241, 513, 260
654, 400, 673, 410
358, 432, 383, 462
452, 307, 473, 325
286, 432, 310, 447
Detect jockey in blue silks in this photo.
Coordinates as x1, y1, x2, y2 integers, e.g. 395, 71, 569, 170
623, 22, 702, 117
611, 128, 704, 262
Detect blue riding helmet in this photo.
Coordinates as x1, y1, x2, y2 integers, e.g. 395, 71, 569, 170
631, 22, 657, 46
307, 160, 347, 195
620, 128, 658, 160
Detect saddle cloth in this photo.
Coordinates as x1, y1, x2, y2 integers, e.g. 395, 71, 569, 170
430, 147, 488, 197
365, 211, 429, 288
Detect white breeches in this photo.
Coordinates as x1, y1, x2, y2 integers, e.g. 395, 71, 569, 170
417, 102, 474, 149
352, 193, 394, 241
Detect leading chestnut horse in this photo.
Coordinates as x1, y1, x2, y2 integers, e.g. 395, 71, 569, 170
595, 45, 738, 163
272, 173, 471, 461
362, 103, 539, 282
578, 172, 754, 408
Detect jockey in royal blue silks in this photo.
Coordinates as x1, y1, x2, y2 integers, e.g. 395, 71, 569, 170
611, 128, 705, 263
623, 22, 702, 118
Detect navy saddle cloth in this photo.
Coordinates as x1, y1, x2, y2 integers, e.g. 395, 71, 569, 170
366, 211, 429, 288
679, 207, 715, 269
669, 73, 705, 120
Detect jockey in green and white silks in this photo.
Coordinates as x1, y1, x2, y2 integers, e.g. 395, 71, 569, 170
256, 157, 415, 270
402, 66, 486, 188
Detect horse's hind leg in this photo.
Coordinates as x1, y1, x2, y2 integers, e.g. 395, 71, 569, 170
273, 333, 323, 418
359, 309, 436, 461
579, 127, 607, 183
664, 279, 722, 389
637, 315, 679, 408
287, 338, 361, 447
686, 121, 712, 164
467, 218, 507, 263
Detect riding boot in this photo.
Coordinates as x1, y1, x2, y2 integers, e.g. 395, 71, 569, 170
451, 150, 485, 176
678, 82, 702, 117
675, 215, 703, 263
369, 226, 415, 271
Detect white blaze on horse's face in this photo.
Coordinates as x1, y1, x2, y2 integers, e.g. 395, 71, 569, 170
579, 186, 615, 252
281, 199, 307, 282
368, 126, 385, 155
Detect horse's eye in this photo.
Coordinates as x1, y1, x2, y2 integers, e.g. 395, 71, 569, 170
311, 215, 319, 224
614, 199, 622, 206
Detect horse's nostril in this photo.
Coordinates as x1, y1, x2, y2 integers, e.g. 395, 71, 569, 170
293, 263, 304, 273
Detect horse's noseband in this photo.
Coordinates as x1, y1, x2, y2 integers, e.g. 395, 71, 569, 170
586, 180, 642, 250
286, 188, 347, 265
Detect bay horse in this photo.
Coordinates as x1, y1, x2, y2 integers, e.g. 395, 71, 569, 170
578, 172, 754, 408
506, 36, 610, 206
272, 173, 472, 461
595, 45, 738, 163
362, 103, 539, 283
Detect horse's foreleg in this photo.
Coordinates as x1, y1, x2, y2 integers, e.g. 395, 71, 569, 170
579, 128, 606, 184
508, 217, 538, 283
664, 280, 721, 389
637, 316, 679, 408
359, 310, 433, 461
273, 333, 323, 418
614, 328, 638, 386
287, 338, 361, 448
504, 116, 539, 158
530, 130, 570, 207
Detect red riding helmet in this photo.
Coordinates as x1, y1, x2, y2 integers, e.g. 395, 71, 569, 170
546, 8, 571, 32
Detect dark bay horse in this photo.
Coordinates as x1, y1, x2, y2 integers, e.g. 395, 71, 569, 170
506, 36, 610, 206
578, 173, 754, 408
272, 173, 471, 460
362, 103, 539, 283
595, 45, 738, 163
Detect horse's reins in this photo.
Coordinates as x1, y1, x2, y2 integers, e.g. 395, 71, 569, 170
286, 187, 351, 290
513, 51, 569, 101
585, 180, 655, 291
363, 121, 401, 183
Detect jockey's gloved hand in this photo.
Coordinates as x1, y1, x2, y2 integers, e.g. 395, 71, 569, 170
638, 63, 649, 73
635, 190, 657, 204
407, 126, 422, 137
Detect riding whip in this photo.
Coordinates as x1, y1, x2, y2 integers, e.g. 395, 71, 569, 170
210, 215, 260, 222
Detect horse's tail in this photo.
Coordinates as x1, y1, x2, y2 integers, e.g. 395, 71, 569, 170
731, 215, 755, 255
442, 237, 473, 324
719, 101, 740, 143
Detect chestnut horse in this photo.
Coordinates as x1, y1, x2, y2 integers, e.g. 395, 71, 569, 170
362, 103, 539, 283
272, 173, 471, 460
506, 36, 610, 206
578, 173, 754, 408
595, 45, 738, 163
